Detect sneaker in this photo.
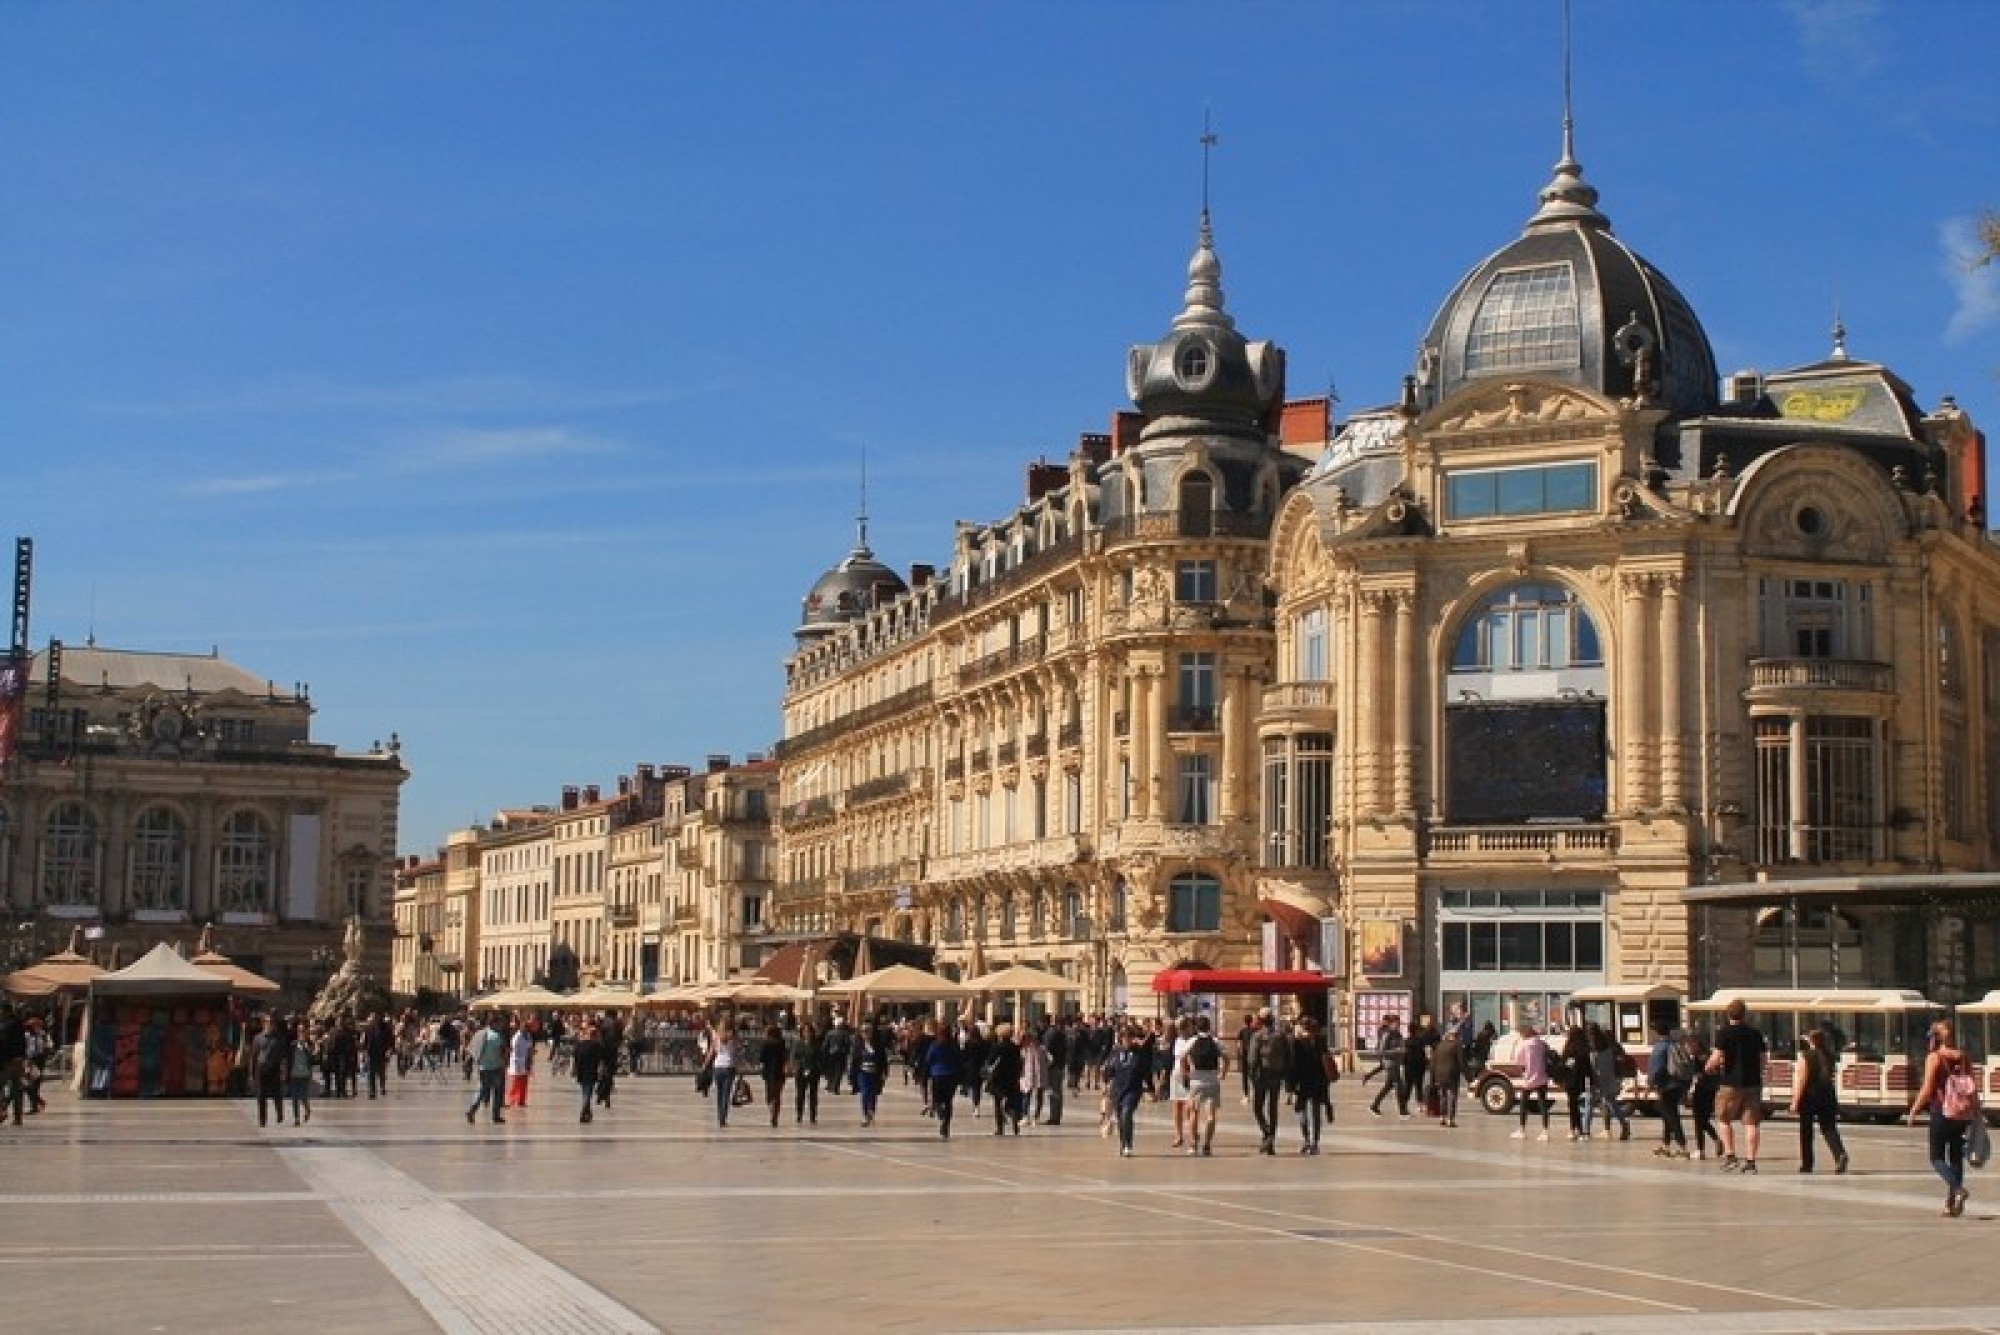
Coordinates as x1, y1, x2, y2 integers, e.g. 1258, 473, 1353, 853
466, 1109, 476, 1125
1536, 1130, 1550, 1141
1510, 1129, 1526, 1139
1370, 1107, 1383, 1118
1720, 1155, 1740, 1171
1120, 1146, 1132, 1157
1835, 1153, 1850, 1175
1739, 1160, 1758, 1175
1569, 1131, 1580, 1142
1619, 1123, 1631, 1142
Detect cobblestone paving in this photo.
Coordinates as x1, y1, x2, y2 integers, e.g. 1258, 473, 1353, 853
5, 1071, 2000, 1333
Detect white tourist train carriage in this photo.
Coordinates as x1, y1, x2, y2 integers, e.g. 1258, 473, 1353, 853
1688, 987, 1942, 1120
1471, 984, 1683, 1116
1951, 991, 2000, 1109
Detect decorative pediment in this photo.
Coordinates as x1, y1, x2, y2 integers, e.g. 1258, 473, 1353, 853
1425, 381, 1614, 437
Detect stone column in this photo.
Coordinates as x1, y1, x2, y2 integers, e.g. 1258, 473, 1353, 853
1619, 574, 1652, 812
1356, 592, 1385, 813
1394, 590, 1419, 816
1659, 575, 1685, 810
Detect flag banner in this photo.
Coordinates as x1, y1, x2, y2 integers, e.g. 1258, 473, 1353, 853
0, 654, 25, 767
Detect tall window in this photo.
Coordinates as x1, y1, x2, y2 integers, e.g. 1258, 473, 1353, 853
1176, 560, 1217, 603
1179, 473, 1214, 537
215, 810, 275, 916
1176, 754, 1215, 825
999, 893, 1017, 941
1754, 716, 1880, 864
1760, 578, 1871, 660
1296, 607, 1328, 681
1109, 879, 1128, 933
1453, 582, 1601, 671
1263, 733, 1334, 868
1030, 891, 1046, 940
1464, 263, 1580, 373
1177, 652, 1217, 729
1061, 887, 1084, 940
1167, 873, 1222, 933
129, 806, 189, 912
40, 802, 98, 907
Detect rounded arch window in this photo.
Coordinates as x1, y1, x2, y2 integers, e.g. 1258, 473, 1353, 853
1452, 581, 1601, 671
40, 801, 99, 907
130, 805, 189, 912
216, 809, 276, 916
1179, 472, 1215, 537
1174, 339, 1213, 388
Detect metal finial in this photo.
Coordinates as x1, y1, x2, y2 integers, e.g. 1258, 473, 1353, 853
1529, 0, 1605, 230
856, 444, 871, 552
1561, 0, 1575, 167
1830, 305, 1849, 360
1200, 106, 1218, 216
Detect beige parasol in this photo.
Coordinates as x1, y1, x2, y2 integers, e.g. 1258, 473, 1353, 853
819, 962, 973, 1000
190, 927, 282, 996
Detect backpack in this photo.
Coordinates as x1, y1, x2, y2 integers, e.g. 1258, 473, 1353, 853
1943, 1059, 1981, 1121
1665, 1040, 1695, 1085
1259, 1030, 1294, 1079
1186, 1034, 1221, 1073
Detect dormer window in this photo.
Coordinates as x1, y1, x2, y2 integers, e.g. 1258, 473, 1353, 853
1464, 263, 1580, 375
1174, 339, 1213, 389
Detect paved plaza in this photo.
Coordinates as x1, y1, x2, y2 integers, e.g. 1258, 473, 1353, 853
6, 1068, 2000, 1334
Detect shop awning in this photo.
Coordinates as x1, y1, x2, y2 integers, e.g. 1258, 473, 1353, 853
1258, 897, 1324, 944
1151, 967, 1336, 995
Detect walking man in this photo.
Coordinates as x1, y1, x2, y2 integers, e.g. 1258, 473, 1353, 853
465, 1013, 508, 1124
1707, 997, 1767, 1173
1248, 1008, 1292, 1156
1181, 1015, 1227, 1155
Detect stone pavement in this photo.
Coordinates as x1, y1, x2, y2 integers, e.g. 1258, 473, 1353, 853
6, 1066, 2000, 1334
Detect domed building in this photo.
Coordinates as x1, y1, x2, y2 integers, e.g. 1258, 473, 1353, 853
795, 516, 908, 645
1263, 123, 1995, 1040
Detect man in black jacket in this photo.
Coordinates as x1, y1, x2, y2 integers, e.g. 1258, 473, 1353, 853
0, 1002, 27, 1126
1248, 1008, 1293, 1156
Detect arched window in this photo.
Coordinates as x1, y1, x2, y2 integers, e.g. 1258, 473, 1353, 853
40, 802, 99, 907
1166, 872, 1222, 933
215, 809, 276, 916
1179, 472, 1214, 537
130, 806, 189, 912
1452, 581, 1601, 671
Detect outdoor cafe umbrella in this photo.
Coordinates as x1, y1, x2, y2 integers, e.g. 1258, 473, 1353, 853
719, 979, 810, 1006
818, 962, 972, 1001
963, 962, 1082, 1025
567, 983, 640, 1011
189, 926, 282, 997
1, 928, 104, 997
470, 984, 569, 1011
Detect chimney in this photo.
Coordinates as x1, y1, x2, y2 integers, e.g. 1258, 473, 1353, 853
1026, 459, 1067, 502
561, 785, 580, 811
1078, 431, 1112, 465
1279, 397, 1332, 454
637, 763, 654, 781
1109, 413, 1142, 457
583, 785, 600, 805
909, 562, 934, 589
706, 753, 730, 773
617, 775, 631, 796
1726, 370, 1764, 406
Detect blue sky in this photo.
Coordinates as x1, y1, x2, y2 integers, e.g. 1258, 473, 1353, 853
4, 2, 1996, 854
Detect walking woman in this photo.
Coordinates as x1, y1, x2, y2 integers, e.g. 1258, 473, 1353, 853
1429, 1021, 1463, 1128
854, 1023, 887, 1127
986, 1022, 1024, 1135
1908, 1019, 1979, 1216
1106, 1024, 1150, 1158
924, 1019, 963, 1140
1582, 1023, 1632, 1141
1290, 1016, 1334, 1152
1791, 1027, 1848, 1173
1509, 1022, 1553, 1140
1557, 1024, 1592, 1141
706, 1015, 739, 1127
759, 1024, 789, 1128
1687, 1035, 1723, 1159
286, 1017, 315, 1126
1019, 1024, 1050, 1124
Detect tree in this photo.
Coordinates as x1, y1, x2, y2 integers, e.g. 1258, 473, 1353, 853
1980, 210, 2000, 267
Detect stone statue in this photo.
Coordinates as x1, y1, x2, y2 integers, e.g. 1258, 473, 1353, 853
342, 915, 363, 972
309, 913, 389, 1027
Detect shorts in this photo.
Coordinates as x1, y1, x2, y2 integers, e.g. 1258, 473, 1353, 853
1187, 1075, 1221, 1108
1170, 1073, 1191, 1101
1716, 1086, 1763, 1123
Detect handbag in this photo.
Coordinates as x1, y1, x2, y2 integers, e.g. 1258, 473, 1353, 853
694, 1065, 712, 1096
1971, 1116, 1993, 1170
1322, 1051, 1342, 1084
731, 1075, 754, 1107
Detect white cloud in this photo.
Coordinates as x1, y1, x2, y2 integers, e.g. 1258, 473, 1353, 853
389, 424, 618, 472
1941, 216, 2000, 344
1785, 0, 1882, 83
97, 373, 711, 419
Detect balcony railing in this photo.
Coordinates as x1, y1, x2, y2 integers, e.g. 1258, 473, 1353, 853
929, 834, 1091, 883
1169, 706, 1218, 733
957, 633, 1048, 689
1424, 823, 1618, 859
774, 682, 935, 760
783, 795, 836, 823
1101, 509, 1271, 548
1261, 681, 1335, 712
928, 533, 1084, 624
1745, 658, 1895, 695
848, 772, 911, 805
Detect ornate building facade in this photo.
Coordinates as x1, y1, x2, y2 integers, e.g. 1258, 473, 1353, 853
1260, 130, 1995, 1032
1, 644, 405, 1003
773, 215, 1321, 1010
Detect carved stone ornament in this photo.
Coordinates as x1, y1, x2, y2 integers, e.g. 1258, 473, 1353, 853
1434, 382, 1602, 434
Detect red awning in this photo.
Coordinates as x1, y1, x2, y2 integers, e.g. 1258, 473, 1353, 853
1151, 968, 1336, 995
1259, 897, 1322, 944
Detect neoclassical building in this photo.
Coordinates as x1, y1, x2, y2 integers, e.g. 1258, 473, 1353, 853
1259, 130, 1995, 1033
773, 214, 1321, 1010
2, 644, 406, 1001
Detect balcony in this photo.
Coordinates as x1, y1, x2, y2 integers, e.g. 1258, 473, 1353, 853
1744, 658, 1894, 708
970, 748, 990, 772
782, 794, 837, 825
928, 533, 1084, 625
774, 682, 935, 761
1168, 706, 1218, 733
608, 906, 638, 928
848, 772, 915, 806
957, 634, 1048, 689
1058, 721, 1083, 750
929, 833, 1091, 883
1101, 510, 1270, 549
945, 756, 966, 782
1025, 734, 1048, 759
1259, 681, 1337, 727
1423, 823, 1619, 865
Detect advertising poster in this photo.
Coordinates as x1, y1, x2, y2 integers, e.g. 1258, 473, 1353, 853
1358, 918, 1403, 978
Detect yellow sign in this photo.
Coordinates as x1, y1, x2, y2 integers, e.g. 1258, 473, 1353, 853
1779, 388, 1866, 422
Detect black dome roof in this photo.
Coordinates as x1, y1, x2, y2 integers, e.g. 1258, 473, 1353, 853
797, 526, 905, 642
1415, 140, 1717, 420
